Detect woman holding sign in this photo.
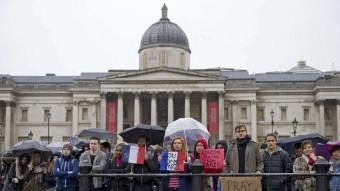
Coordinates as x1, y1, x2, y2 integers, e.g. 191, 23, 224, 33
161, 136, 191, 191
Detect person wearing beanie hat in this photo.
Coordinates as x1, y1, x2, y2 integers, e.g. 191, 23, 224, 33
63, 144, 73, 151
53, 143, 79, 191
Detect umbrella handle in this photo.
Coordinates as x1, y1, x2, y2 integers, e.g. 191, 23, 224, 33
183, 130, 189, 161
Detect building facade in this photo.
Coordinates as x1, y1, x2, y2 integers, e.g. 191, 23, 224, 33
1, 5, 340, 150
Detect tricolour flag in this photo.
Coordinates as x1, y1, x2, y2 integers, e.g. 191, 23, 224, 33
160, 151, 185, 172
122, 145, 145, 164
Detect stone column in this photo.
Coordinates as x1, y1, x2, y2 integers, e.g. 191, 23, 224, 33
231, 100, 238, 137
91, 100, 97, 128
117, 92, 123, 140
337, 100, 340, 140
319, 100, 325, 136
151, 92, 157, 125
218, 92, 225, 140
72, 100, 79, 136
134, 92, 140, 126
318, 100, 325, 136
185, 91, 191, 118
100, 93, 107, 129
201, 92, 207, 127
250, 100, 257, 142
5, 101, 12, 150
168, 92, 174, 124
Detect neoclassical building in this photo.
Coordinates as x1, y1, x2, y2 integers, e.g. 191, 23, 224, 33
1, 5, 340, 150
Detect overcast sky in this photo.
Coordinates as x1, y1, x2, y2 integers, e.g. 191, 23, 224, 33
0, 0, 339, 76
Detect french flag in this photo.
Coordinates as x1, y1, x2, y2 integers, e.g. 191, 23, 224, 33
160, 151, 185, 172
122, 145, 145, 164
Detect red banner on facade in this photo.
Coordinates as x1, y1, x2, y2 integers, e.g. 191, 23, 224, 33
107, 100, 117, 134
208, 100, 218, 135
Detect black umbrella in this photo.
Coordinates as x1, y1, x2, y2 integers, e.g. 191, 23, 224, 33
78, 128, 114, 140
119, 124, 165, 145
12, 140, 52, 159
277, 133, 329, 155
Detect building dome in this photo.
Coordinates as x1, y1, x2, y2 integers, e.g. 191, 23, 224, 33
138, 4, 190, 53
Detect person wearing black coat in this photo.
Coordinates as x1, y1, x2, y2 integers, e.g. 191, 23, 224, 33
262, 134, 291, 191
128, 135, 158, 191
105, 143, 129, 191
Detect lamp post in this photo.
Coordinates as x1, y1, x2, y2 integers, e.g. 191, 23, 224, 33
274, 129, 279, 138
292, 117, 298, 136
270, 109, 274, 133
47, 112, 51, 144
28, 130, 33, 140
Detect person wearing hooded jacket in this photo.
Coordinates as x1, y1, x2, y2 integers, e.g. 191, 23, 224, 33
191, 138, 210, 191
53, 143, 79, 191
226, 124, 263, 173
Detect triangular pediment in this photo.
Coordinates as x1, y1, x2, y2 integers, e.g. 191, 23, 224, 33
98, 67, 225, 82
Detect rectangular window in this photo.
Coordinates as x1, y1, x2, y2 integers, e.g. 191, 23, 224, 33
44, 109, 51, 122
257, 108, 264, 121
241, 107, 247, 120
82, 108, 88, 121
21, 109, 28, 122
0, 109, 4, 122
66, 109, 72, 122
303, 108, 310, 121
17, 136, 29, 142
224, 107, 229, 120
40, 136, 52, 145
280, 107, 287, 121
63, 136, 71, 142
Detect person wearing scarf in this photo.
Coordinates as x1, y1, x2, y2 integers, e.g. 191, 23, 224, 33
293, 140, 324, 191
226, 124, 263, 173
105, 142, 129, 191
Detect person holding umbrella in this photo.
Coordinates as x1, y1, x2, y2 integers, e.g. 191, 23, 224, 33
161, 136, 191, 191
128, 135, 158, 191
3, 153, 32, 191
293, 140, 324, 191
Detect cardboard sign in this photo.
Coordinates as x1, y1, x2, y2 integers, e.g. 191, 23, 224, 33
221, 177, 262, 191
160, 151, 185, 172
200, 149, 224, 173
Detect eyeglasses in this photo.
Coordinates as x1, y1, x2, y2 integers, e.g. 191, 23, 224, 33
266, 139, 276, 142
90, 143, 98, 145
236, 130, 246, 133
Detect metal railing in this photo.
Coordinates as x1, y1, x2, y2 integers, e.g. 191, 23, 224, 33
78, 158, 340, 191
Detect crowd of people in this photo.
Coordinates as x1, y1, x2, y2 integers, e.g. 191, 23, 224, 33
0, 124, 340, 191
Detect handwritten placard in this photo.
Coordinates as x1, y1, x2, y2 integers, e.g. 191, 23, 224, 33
221, 177, 262, 191
160, 151, 185, 172
200, 149, 224, 173
167, 152, 178, 171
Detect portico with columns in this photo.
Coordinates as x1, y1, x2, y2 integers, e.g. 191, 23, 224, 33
98, 67, 226, 145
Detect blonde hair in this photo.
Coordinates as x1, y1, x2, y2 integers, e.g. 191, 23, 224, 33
112, 142, 125, 159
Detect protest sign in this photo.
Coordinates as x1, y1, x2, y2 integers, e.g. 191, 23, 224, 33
200, 149, 224, 173
220, 177, 262, 191
160, 151, 185, 172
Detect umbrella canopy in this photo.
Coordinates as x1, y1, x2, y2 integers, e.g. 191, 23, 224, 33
316, 141, 340, 161
12, 140, 52, 159
277, 133, 329, 155
119, 124, 165, 145
78, 128, 114, 140
46, 142, 69, 153
164, 118, 210, 151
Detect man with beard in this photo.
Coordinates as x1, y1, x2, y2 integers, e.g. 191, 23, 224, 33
226, 124, 263, 173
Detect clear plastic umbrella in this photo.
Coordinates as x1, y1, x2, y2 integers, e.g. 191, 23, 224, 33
164, 118, 210, 151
